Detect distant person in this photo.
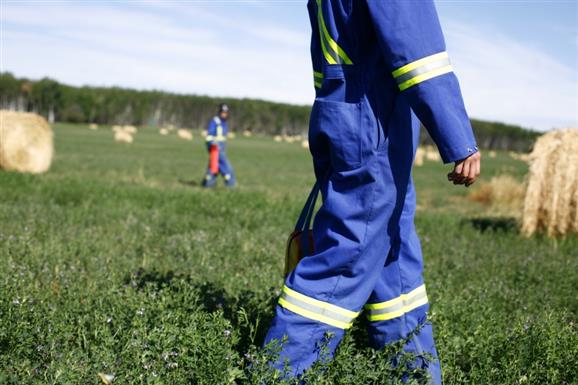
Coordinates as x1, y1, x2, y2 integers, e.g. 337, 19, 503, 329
202, 103, 236, 188
264, 0, 481, 382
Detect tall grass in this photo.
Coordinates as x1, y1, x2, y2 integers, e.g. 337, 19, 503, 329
0, 124, 576, 384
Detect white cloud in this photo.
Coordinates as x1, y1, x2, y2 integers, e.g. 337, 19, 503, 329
445, 22, 577, 131
2, 3, 576, 130
2, 3, 314, 104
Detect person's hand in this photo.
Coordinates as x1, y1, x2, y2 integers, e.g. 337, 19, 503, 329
447, 151, 481, 187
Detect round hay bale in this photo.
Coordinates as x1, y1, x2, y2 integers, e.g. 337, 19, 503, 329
522, 128, 578, 237
243, 130, 253, 137
114, 130, 133, 144
89, 123, 98, 130
159, 128, 169, 136
509, 151, 530, 163
227, 132, 236, 139
468, 174, 525, 212
424, 146, 441, 162
0, 110, 53, 174
414, 147, 425, 167
123, 125, 137, 134
301, 140, 309, 149
177, 129, 193, 141
273, 135, 282, 143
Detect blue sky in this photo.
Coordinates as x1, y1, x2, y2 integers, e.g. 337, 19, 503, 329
1, 0, 577, 131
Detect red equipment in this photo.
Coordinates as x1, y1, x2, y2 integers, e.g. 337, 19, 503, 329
209, 144, 219, 174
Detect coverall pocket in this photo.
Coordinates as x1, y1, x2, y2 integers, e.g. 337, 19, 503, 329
309, 99, 362, 172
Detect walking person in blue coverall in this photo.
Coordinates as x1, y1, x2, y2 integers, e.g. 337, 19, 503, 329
203, 103, 236, 188
264, 0, 481, 383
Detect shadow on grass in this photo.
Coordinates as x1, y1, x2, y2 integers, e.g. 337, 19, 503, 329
123, 269, 277, 351
178, 179, 201, 187
468, 217, 519, 233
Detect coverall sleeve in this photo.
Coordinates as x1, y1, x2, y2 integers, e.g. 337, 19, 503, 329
206, 119, 217, 145
365, 0, 478, 163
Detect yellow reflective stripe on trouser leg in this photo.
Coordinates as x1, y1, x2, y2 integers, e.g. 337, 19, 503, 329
365, 285, 429, 322
278, 285, 359, 329
392, 52, 453, 91
316, 0, 352, 65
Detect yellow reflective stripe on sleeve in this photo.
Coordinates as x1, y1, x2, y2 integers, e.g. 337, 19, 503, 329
392, 52, 449, 78
316, 0, 353, 65
392, 52, 453, 91
365, 285, 429, 322
398, 65, 453, 91
278, 285, 359, 329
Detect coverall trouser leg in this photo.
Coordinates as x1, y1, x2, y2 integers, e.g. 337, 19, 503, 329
264, 99, 441, 382
218, 145, 236, 186
365, 194, 442, 383
203, 143, 235, 187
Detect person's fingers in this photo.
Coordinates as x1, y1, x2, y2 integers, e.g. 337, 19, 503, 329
466, 155, 482, 187
461, 159, 471, 180
450, 160, 464, 184
476, 156, 481, 177
454, 160, 464, 175
467, 159, 478, 181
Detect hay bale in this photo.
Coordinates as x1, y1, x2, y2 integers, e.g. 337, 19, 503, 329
424, 146, 441, 162
0, 110, 53, 174
123, 125, 137, 134
468, 174, 525, 212
227, 132, 236, 139
243, 130, 252, 137
89, 123, 98, 130
177, 129, 193, 141
273, 135, 282, 143
522, 128, 578, 237
509, 151, 530, 163
112, 125, 123, 133
301, 140, 309, 149
159, 128, 169, 136
414, 147, 425, 167
488, 150, 497, 158
114, 130, 133, 144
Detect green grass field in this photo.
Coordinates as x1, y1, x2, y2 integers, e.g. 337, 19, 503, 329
1, 124, 576, 384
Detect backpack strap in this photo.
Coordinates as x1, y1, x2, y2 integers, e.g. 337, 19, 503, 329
294, 180, 321, 257
295, 181, 320, 232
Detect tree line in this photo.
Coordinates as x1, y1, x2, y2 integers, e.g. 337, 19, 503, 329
0, 72, 538, 151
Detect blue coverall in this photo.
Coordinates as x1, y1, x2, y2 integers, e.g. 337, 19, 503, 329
264, 0, 478, 382
203, 116, 236, 187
